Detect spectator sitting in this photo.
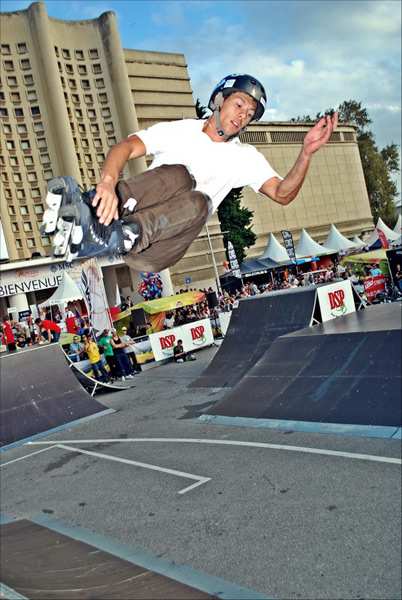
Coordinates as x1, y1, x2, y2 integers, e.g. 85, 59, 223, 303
163, 311, 175, 329
173, 339, 196, 363
34, 317, 61, 343
82, 334, 110, 382
68, 335, 85, 363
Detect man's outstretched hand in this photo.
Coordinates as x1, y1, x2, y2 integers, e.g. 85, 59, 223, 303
303, 112, 338, 157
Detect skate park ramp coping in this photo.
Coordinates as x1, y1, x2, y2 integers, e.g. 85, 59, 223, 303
205, 303, 402, 431
191, 287, 318, 389
0, 344, 113, 450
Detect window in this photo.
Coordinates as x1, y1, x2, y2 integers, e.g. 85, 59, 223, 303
57, 61, 62, 73
16, 189, 25, 199
42, 236, 51, 246
17, 124, 27, 134
62, 48, 71, 59
0, 107, 8, 117
9, 156, 19, 166
60, 77, 66, 88
27, 238, 35, 248
92, 63, 102, 74
98, 92, 108, 104
89, 48, 99, 59
14, 108, 24, 118
84, 153, 92, 164
17, 42, 28, 54
33, 121, 44, 132
96, 153, 105, 162
8, 205, 16, 215
88, 168, 96, 178
1, 44, 11, 54
43, 169, 53, 180
101, 107, 111, 118
104, 122, 114, 133
20, 58, 31, 70
107, 136, 117, 146
0, 91, 5, 101
24, 155, 34, 166
81, 79, 90, 90
93, 138, 102, 148
31, 106, 41, 116
87, 108, 96, 119
20, 139, 30, 150
78, 123, 86, 134
11, 223, 19, 232
40, 153, 50, 164
13, 173, 22, 183
90, 123, 99, 134
81, 138, 89, 148
54, 46, 59, 57
26, 90, 37, 102
3, 60, 14, 71
34, 204, 44, 214
71, 93, 80, 104
65, 63, 74, 74
75, 49, 84, 60
24, 74, 34, 86
31, 188, 40, 197
95, 78, 104, 88
75, 108, 83, 119
68, 79, 77, 90
3, 123, 12, 133
23, 222, 32, 232
6, 140, 15, 150
2, 171, 10, 182
0, 156, 4, 166
16, 239, 23, 249
10, 92, 21, 103
78, 65, 87, 75
27, 172, 38, 182
84, 93, 93, 104
20, 206, 28, 215
7, 76, 18, 87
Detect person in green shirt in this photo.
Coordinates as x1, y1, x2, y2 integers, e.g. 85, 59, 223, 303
97, 329, 119, 380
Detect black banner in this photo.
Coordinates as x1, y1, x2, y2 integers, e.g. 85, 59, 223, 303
281, 230, 297, 263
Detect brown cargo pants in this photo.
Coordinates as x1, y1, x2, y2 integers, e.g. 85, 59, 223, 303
116, 164, 210, 273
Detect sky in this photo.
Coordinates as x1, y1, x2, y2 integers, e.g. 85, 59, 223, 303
2, 0, 401, 188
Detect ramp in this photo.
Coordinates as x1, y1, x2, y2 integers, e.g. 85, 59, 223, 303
191, 287, 317, 389
0, 345, 112, 449
207, 303, 402, 428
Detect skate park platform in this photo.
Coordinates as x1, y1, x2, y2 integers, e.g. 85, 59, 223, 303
0, 344, 114, 450
191, 287, 318, 389
202, 303, 402, 438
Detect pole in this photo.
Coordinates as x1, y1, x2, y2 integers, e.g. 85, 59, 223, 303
205, 222, 222, 295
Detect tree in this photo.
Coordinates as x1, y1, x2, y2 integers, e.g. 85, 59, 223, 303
295, 100, 399, 225
195, 98, 257, 264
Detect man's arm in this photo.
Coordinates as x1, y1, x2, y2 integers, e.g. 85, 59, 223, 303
92, 135, 147, 225
259, 113, 338, 205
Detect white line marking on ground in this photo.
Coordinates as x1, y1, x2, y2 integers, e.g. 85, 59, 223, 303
27, 438, 401, 465
55, 444, 210, 495
0, 445, 57, 468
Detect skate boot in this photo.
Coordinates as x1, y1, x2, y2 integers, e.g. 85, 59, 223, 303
41, 176, 140, 262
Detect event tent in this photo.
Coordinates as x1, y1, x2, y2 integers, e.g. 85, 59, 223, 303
393, 214, 401, 234
351, 235, 366, 248
240, 256, 278, 275
324, 224, 358, 252
295, 229, 335, 257
259, 233, 291, 263
39, 271, 82, 306
376, 217, 400, 242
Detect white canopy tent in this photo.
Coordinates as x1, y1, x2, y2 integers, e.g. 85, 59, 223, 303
259, 233, 291, 262
324, 224, 358, 252
39, 271, 83, 307
295, 229, 336, 258
393, 214, 401, 234
351, 235, 366, 248
376, 217, 400, 242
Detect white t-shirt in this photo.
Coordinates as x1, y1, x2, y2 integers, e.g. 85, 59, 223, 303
134, 119, 282, 213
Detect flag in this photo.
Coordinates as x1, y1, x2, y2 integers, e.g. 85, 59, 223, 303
376, 228, 389, 249
281, 230, 297, 262
227, 241, 241, 278
75, 259, 112, 333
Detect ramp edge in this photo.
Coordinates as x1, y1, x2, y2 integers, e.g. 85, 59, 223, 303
199, 415, 400, 439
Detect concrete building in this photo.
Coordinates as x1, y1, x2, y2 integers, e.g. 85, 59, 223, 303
0, 1, 374, 315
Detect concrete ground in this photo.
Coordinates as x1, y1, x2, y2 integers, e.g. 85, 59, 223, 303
1, 345, 401, 600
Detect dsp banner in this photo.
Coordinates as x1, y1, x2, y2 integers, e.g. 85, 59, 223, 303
364, 274, 386, 302
317, 279, 356, 322
149, 318, 214, 361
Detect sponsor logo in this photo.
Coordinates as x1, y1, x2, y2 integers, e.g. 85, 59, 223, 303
328, 289, 346, 317
191, 325, 206, 346
159, 334, 176, 356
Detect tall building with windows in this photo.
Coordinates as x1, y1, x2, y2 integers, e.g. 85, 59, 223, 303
0, 1, 373, 307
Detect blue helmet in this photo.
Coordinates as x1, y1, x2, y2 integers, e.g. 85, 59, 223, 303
208, 74, 267, 121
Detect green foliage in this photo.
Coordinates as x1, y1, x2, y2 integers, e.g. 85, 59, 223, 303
217, 187, 256, 264
294, 100, 399, 225
195, 98, 208, 119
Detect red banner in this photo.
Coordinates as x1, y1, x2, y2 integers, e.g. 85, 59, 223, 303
364, 275, 386, 301
376, 228, 389, 249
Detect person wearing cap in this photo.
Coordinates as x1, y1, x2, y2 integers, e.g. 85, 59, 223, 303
68, 334, 85, 363
120, 326, 141, 373
43, 73, 337, 271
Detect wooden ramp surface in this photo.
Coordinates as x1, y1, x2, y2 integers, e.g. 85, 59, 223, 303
1, 520, 216, 599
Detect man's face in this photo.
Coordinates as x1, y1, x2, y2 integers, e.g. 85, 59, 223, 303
219, 92, 257, 135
